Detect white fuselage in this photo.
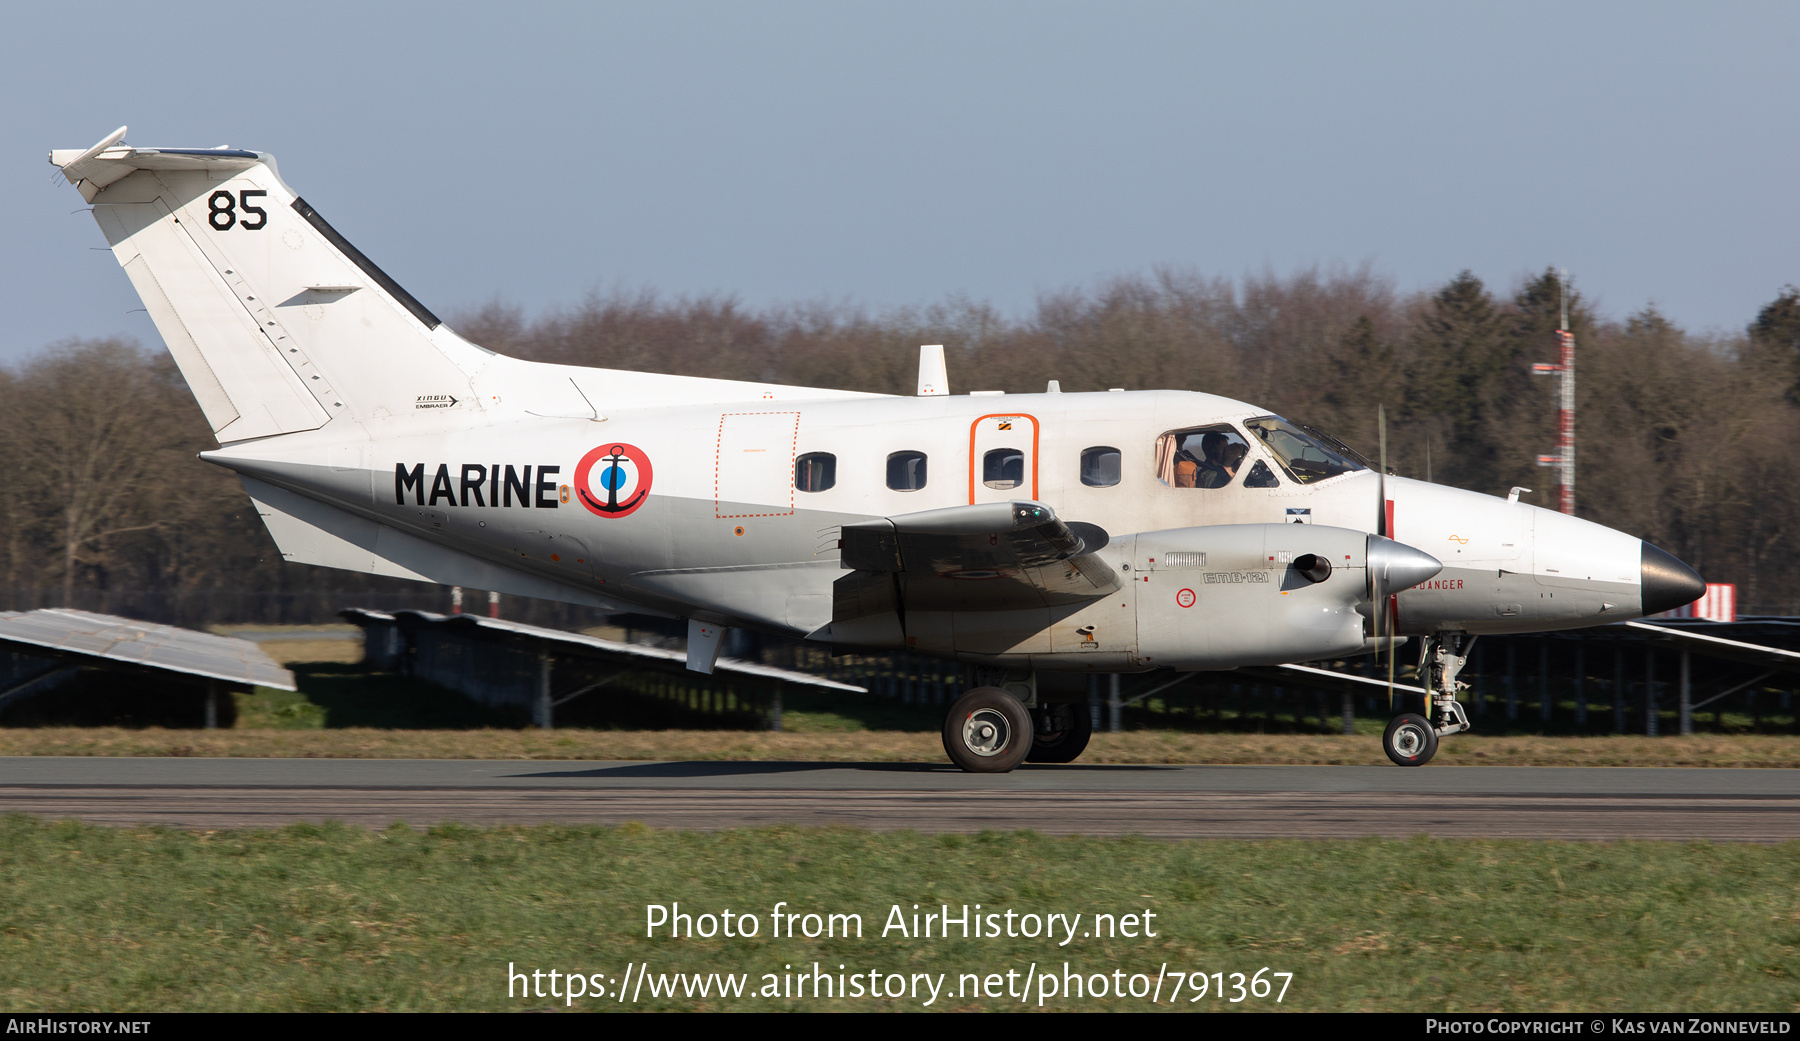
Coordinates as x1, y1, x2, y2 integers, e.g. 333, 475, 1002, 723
209, 385, 1647, 670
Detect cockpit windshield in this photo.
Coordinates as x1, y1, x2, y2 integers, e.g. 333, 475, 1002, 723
1243, 416, 1368, 485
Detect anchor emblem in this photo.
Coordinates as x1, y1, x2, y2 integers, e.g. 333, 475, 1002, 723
574, 443, 655, 519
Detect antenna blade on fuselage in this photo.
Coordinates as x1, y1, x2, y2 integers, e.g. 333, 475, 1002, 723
916, 344, 948, 396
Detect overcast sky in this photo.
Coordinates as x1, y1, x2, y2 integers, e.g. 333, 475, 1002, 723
5, 1, 1797, 363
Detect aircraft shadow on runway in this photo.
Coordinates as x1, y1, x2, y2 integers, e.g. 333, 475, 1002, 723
507, 761, 1170, 779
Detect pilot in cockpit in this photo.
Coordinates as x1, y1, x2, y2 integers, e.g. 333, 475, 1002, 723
1207, 440, 1247, 487
1163, 425, 1250, 489
1192, 432, 1235, 488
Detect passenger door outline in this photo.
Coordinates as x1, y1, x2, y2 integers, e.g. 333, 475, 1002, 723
968, 412, 1039, 504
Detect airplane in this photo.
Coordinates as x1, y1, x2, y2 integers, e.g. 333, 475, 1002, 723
50, 127, 1707, 772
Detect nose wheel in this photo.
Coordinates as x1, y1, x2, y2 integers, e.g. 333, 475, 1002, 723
1383, 712, 1438, 766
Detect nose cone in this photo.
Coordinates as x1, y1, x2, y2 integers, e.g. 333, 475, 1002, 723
1367, 535, 1443, 595
1640, 541, 1706, 616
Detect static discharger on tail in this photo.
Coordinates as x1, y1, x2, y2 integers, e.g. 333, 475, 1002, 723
50, 127, 1707, 771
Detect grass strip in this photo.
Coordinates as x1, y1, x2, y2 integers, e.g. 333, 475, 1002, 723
0, 816, 1795, 1012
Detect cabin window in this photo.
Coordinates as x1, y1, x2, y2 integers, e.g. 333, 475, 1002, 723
1154, 424, 1248, 488
1243, 416, 1368, 484
1080, 446, 1121, 487
796, 452, 836, 492
1243, 460, 1281, 488
887, 450, 928, 491
983, 448, 1024, 489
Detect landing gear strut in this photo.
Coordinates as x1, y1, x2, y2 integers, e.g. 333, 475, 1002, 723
1383, 631, 1475, 767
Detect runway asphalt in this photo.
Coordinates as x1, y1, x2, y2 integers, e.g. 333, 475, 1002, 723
4, 757, 1797, 839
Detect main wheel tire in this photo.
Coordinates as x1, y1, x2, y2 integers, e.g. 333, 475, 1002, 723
1025, 704, 1093, 764
942, 686, 1034, 773
1383, 712, 1439, 767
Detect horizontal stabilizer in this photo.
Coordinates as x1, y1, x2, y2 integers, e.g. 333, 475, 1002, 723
52, 138, 264, 201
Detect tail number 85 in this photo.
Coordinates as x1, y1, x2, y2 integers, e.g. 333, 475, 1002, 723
207, 189, 268, 231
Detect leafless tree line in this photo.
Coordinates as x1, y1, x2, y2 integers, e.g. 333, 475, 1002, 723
7, 267, 1799, 623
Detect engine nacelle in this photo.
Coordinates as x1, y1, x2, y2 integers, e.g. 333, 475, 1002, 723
1130, 524, 1434, 670
834, 521, 1442, 674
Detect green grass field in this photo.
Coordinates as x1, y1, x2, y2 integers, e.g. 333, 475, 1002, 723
2, 816, 1796, 1012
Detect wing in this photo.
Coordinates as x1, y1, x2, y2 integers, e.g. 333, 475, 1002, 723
839, 501, 1120, 613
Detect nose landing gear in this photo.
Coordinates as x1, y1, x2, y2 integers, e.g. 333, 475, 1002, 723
1384, 631, 1475, 767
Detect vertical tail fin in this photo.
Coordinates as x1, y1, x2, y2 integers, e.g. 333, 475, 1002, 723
52, 134, 481, 442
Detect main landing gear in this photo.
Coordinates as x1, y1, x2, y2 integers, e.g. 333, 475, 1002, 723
1382, 631, 1475, 767
942, 686, 1034, 773
942, 669, 1093, 772
1026, 700, 1092, 764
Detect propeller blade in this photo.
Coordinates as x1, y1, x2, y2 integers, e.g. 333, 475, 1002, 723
1387, 619, 1398, 712
1377, 404, 1388, 539
1375, 404, 1389, 660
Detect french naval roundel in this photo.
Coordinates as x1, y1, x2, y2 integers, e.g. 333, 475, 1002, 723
575, 443, 654, 519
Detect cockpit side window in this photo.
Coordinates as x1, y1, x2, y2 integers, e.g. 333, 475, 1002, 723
1155, 424, 1249, 489
1243, 459, 1280, 488
1243, 416, 1368, 485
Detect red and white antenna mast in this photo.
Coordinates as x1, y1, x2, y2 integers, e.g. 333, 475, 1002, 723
1530, 270, 1576, 515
